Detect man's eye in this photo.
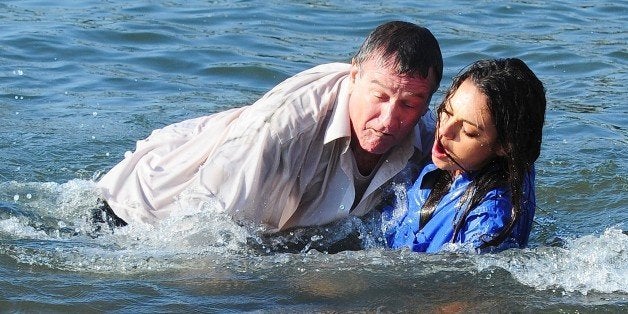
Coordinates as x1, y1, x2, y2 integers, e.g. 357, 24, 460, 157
373, 93, 385, 99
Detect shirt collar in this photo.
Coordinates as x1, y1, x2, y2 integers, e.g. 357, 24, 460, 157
324, 77, 352, 144
412, 110, 435, 151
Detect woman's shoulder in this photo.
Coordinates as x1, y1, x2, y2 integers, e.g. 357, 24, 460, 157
470, 185, 512, 216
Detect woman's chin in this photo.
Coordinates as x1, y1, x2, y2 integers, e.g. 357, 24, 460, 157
431, 156, 449, 170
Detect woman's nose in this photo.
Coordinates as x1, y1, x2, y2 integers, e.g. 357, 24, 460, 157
439, 118, 457, 139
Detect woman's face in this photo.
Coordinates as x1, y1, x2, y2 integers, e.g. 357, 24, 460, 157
431, 78, 504, 176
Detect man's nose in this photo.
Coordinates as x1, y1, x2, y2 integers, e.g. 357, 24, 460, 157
380, 101, 400, 130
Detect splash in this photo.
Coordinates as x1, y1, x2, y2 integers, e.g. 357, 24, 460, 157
475, 227, 628, 295
4, 178, 625, 297
379, 182, 409, 236
0, 179, 250, 272
0, 179, 385, 273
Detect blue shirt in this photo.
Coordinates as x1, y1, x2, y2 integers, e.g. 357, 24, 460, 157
382, 161, 536, 253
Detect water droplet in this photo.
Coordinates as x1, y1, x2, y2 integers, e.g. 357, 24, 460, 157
92, 111, 98, 116
26, 193, 32, 199
13, 194, 19, 202
339, 205, 345, 210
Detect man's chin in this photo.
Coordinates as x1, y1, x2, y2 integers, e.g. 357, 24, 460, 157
354, 137, 397, 156
361, 144, 392, 156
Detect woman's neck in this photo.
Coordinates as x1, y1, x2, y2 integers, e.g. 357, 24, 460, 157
450, 169, 463, 178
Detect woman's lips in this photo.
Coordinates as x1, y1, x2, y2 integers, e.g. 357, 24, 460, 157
432, 137, 448, 159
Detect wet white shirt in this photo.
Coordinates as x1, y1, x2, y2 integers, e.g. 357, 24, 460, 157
97, 63, 435, 232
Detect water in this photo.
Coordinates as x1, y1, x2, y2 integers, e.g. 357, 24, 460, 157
1, 0, 626, 311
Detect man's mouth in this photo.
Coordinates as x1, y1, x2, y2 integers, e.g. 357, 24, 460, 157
369, 128, 392, 137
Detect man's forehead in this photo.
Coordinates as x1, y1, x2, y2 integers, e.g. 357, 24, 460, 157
365, 71, 434, 94
358, 57, 437, 91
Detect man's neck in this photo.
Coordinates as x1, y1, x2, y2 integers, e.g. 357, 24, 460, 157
351, 143, 382, 176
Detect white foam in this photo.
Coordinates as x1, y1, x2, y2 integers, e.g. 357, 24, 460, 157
475, 227, 628, 295
0, 217, 49, 239
2, 179, 626, 290
0, 180, 256, 272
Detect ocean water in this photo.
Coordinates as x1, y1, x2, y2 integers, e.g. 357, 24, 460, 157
1, 0, 626, 312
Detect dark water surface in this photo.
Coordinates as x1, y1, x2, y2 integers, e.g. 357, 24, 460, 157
1, 0, 626, 312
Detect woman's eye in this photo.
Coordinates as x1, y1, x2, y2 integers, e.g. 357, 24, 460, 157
463, 129, 479, 138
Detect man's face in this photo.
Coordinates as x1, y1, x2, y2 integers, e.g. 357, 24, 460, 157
348, 56, 435, 156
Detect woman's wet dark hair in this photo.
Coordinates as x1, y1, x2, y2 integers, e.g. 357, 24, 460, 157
426, 58, 546, 249
446, 58, 546, 168
353, 21, 443, 92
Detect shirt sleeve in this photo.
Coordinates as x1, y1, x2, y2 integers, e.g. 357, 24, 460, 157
98, 64, 349, 230
453, 191, 520, 252
455, 169, 537, 252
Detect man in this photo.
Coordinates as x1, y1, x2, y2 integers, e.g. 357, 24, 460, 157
96, 21, 443, 233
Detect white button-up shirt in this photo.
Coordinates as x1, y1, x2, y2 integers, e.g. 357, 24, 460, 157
97, 63, 435, 231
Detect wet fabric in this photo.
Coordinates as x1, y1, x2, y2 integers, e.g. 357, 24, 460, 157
382, 161, 536, 253
98, 63, 436, 231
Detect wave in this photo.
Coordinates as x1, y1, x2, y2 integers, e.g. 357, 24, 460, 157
0, 179, 626, 296
475, 227, 627, 295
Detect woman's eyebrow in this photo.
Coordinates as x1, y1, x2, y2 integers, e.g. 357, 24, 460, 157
460, 117, 483, 130
444, 102, 484, 130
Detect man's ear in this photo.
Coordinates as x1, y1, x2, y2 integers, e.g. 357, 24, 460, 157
422, 95, 433, 116
348, 61, 360, 94
349, 61, 359, 83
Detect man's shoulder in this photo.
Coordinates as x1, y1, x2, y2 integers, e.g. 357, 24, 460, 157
412, 111, 436, 155
301, 62, 351, 74
252, 63, 351, 144
262, 62, 350, 101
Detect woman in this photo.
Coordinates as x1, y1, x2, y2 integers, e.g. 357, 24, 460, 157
382, 58, 546, 253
